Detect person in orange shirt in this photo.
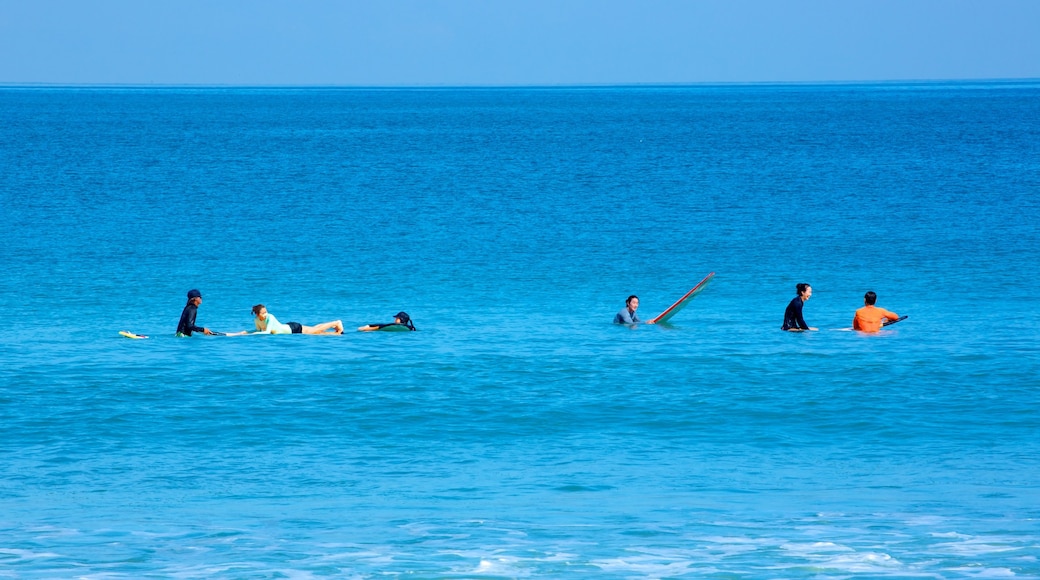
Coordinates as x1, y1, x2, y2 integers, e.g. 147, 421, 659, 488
852, 291, 899, 332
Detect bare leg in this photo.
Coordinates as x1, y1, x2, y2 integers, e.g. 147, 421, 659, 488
301, 320, 343, 334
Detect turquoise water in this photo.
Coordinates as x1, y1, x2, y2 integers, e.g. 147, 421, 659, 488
1, 83, 1039, 577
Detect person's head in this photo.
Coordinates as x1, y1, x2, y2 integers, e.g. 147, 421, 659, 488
252, 304, 268, 318
796, 283, 812, 300
187, 289, 202, 305
626, 295, 639, 310
394, 311, 416, 330
864, 291, 877, 306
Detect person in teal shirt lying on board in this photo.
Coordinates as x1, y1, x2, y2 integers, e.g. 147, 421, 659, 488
252, 304, 344, 334
614, 295, 641, 325
358, 311, 416, 332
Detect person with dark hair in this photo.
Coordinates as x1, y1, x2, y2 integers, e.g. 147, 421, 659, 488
781, 283, 818, 331
358, 311, 417, 332
614, 295, 641, 325
853, 291, 899, 332
252, 304, 343, 334
176, 289, 217, 336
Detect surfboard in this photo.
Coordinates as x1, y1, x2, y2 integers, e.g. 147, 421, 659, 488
378, 324, 412, 332
119, 330, 148, 339
648, 272, 715, 325
836, 315, 908, 331
358, 324, 408, 332
358, 323, 412, 332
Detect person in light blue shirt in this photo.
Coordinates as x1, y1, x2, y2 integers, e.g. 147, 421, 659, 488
614, 295, 641, 325
252, 304, 343, 334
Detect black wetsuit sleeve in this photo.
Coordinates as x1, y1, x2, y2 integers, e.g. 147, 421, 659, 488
796, 304, 807, 328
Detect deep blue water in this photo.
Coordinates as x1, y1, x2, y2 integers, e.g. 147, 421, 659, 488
1, 83, 1039, 578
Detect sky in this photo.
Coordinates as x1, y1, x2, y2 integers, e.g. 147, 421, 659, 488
2, 0, 1039, 86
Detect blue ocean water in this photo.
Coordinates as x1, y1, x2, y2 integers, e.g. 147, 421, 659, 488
1, 82, 1039, 578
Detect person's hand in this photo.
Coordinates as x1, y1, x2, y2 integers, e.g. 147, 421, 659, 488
203, 328, 214, 335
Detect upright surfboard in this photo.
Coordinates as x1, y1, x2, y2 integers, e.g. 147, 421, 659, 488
648, 272, 715, 325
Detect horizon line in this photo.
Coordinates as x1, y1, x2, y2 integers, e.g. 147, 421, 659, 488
2, 77, 1039, 91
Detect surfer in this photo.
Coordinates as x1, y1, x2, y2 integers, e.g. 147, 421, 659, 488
358, 311, 416, 332
614, 295, 641, 325
852, 291, 899, 332
781, 283, 818, 331
252, 305, 344, 334
176, 289, 217, 336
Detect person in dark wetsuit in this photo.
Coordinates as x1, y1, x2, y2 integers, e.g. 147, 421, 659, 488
781, 283, 818, 331
358, 311, 417, 332
176, 289, 216, 336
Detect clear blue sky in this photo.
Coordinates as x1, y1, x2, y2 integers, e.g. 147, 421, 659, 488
2, 0, 1039, 85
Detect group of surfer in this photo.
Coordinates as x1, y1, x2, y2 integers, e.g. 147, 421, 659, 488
614, 283, 900, 332
175, 289, 416, 337
179, 284, 897, 338
779, 283, 900, 332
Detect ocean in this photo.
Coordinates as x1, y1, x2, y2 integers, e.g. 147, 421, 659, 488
1, 82, 1038, 578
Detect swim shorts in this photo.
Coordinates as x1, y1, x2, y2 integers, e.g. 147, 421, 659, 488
288, 322, 303, 334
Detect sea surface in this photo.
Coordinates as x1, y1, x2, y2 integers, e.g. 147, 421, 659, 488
1, 82, 1039, 578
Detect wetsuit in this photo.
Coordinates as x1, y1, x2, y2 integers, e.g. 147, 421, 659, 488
614, 307, 639, 325
853, 305, 899, 333
781, 296, 809, 331
176, 302, 205, 336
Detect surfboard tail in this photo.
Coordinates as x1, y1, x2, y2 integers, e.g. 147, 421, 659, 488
649, 272, 715, 325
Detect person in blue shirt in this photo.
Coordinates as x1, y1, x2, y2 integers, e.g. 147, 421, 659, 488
614, 295, 641, 325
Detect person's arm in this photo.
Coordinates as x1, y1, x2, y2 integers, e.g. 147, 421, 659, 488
852, 313, 862, 330
258, 314, 288, 334
615, 309, 635, 324
793, 300, 816, 331
358, 323, 387, 332
181, 306, 210, 335
188, 314, 207, 335
881, 309, 899, 323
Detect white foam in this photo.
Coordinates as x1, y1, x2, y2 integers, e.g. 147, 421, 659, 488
593, 556, 698, 577
946, 566, 1017, 577
0, 548, 61, 560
